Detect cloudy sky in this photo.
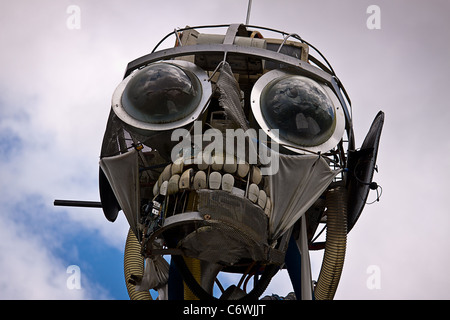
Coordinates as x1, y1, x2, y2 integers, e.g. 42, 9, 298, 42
0, 0, 449, 300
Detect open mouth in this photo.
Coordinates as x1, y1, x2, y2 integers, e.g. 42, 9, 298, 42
140, 150, 276, 268
153, 153, 271, 213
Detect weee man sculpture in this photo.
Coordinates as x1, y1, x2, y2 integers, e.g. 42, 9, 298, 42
97, 24, 384, 300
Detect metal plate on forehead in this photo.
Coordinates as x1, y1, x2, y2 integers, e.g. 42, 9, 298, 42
250, 68, 346, 154
125, 44, 324, 79
111, 60, 211, 132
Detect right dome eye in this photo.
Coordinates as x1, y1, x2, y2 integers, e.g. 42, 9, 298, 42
259, 75, 336, 148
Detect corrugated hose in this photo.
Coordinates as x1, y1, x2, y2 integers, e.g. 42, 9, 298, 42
124, 228, 152, 300
314, 186, 348, 300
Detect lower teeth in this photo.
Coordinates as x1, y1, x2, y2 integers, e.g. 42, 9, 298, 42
167, 174, 180, 195
193, 171, 207, 190
179, 168, 193, 190
209, 171, 222, 190
221, 173, 234, 192
248, 183, 259, 203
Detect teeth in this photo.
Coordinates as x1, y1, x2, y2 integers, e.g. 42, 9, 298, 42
237, 162, 249, 178
197, 153, 210, 170
258, 190, 267, 209
231, 187, 245, 198
171, 158, 184, 175
264, 197, 272, 216
251, 166, 262, 185
248, 183, 259, 203
221, 173, 234, 192
153, 182, 159, 196
159, 180, 168, 196
167, 175, 180, 195
193, 170, 207, 190
155, 158, 271, 213
158, 164, 172, 186
211, 154, 224, 171
209, 171, 222, 190
223, 155, 237, 174
179, 168, 194, 190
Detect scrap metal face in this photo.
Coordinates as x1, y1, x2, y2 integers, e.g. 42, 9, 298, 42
99, 24, 365, 299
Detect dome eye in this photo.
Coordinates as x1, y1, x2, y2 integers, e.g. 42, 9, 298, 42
260, 75, 336, 147
250, 69, 346, 154
122, 63, 202, 125
112, 61, 211, 132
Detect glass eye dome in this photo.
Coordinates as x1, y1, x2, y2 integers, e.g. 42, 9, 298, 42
260, 75, 336, 147
122, 63, 202, 125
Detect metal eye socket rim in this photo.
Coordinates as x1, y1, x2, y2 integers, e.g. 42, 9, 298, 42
111, 60, 212, 131
250, 69, 346, 154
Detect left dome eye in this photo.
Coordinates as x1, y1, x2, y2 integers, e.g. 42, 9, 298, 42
122, 63, 202, 125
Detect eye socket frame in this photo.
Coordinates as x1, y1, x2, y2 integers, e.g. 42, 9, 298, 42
111, 60, 212, 132
250, 68, 346, 154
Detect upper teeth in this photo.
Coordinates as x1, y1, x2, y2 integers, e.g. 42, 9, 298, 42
251, 166, 262, 184
152, 155, 272, 215
211, 154, 224, 171
237, 162, 249, 178
171, 158, 184, 175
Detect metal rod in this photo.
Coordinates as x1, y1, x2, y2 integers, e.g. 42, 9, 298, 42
246, 0, 253, 25
174, 28, 182, 46
54, 200, 102, 208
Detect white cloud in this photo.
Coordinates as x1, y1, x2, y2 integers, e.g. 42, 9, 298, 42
0, 2, 132, 299
0, 213, 110, 299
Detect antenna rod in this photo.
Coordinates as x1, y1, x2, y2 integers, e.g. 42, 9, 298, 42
54, 199, 102, 208
246, 0, 253, 24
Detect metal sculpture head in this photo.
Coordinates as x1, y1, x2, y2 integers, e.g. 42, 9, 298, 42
98, 24, 384, 300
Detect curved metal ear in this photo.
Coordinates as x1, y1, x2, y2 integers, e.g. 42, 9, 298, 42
99, 166, 121, 222
346, 111, 385, 232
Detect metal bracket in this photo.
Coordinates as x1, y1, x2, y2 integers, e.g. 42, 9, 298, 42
223, 24, 242, 45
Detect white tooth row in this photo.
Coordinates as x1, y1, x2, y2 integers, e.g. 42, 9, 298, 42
172, 155, 263, 183
156, 156, 262, 185
153, 160, 271, 215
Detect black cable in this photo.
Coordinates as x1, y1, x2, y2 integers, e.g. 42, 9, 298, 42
352, 159, 383, 203
366, 185, 383, 204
